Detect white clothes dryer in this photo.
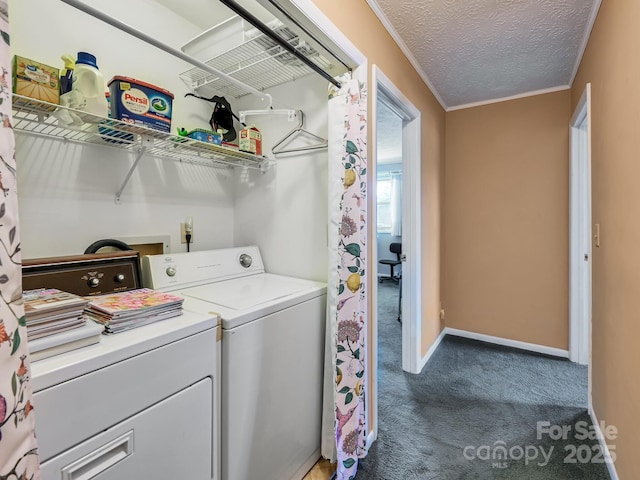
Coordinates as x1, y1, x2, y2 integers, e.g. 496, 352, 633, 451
24, 251, 221, 480
33, 312, 220, 480
142, 246, 327, 480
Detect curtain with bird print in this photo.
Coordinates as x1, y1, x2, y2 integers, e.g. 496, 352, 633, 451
0, 3, 40, 478
328, 71, 368, 480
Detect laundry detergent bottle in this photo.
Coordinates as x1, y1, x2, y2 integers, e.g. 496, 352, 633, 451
72, 52, 108, 117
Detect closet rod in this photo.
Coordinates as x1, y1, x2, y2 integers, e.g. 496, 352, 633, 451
58, 0, 273, 108
218, 0, 342, 89
265, 0, 351, 71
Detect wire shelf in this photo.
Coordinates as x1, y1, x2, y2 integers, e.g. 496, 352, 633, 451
179, 24, 340, 99
11, 94, 267, 171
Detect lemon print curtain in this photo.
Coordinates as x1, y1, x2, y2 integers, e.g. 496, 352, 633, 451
325, 71, 369, 480
0, 4, 41, 478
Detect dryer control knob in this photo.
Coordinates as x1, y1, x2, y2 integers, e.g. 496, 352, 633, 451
114, 274, 125, 282
166, 266, 177, 277
88, 277, 100, 288
239, 254, 252, 268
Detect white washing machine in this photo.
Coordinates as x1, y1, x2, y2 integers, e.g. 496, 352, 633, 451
142, 246, 327, 480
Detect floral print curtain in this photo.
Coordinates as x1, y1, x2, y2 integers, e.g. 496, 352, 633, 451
0, 3, 40, 478
327, 72, 368, 480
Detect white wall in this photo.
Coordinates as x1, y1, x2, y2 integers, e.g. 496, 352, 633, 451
10, 0, 244, 258
233, 74, 329, 282
15, 135, 236, 257
11, 0, 330, 279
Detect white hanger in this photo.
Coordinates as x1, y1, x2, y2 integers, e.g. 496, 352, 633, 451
238, 108, 298, 123
272, 110, 328, 155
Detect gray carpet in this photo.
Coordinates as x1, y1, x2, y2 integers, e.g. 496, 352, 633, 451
355, 282, 611, 479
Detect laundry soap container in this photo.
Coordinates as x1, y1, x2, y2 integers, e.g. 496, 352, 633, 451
108, 76, 174, 132
239, 126, 262, 155
99, 92, 135, 144
71, 52, 108, 118
12, 55, 60, 107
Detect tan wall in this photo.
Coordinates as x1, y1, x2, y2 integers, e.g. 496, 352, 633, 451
313, 0, 447, 355
572, 0, 640, 477
444, 91, 571, 349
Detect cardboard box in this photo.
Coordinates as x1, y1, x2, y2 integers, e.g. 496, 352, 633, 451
12, 55, 59, 106
239, 126, 262, 155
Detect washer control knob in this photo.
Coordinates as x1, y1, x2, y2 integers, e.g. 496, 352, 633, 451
239, 254, 252, 268
166, 266, 177, 277
88, 277, 100, 288
114, 273, 126, 283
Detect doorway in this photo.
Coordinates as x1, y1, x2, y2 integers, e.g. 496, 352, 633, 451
569, 84, 592, 374
375, 99, 403, 327
371, 65, 422, 440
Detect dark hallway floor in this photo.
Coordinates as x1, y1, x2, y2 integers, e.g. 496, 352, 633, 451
355, 282, 612, 479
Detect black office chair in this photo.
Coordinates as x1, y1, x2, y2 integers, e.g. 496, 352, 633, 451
379, 242, 402, 283
379, 243, 402, 322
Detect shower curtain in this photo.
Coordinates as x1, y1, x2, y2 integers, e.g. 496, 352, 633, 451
322, 70, 368, 480
0, 4, 40, 478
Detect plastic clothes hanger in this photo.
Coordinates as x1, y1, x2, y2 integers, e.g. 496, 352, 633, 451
271, 110, 328, 154
184, 93, 245, 142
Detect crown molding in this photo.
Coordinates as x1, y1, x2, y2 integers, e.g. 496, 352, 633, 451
446, 85, 571, 112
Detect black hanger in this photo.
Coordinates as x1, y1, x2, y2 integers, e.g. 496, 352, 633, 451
185, 93, 246, 142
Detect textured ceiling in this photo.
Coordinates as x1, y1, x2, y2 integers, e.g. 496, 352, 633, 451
370, 0, 598, 109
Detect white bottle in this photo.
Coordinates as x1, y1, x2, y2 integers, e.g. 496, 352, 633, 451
71, 52, 108, 118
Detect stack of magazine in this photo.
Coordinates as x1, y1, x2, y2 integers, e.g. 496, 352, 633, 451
85, 288, 184, 334
23, 288, 89, 339
23, 288, 104, 361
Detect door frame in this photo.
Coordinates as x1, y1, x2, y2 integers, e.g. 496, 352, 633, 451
569, 83, 592, 373
371, 65, 422, 438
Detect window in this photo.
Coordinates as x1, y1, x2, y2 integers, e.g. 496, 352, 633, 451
377, 177, 392, 233
377, 172, 402, 235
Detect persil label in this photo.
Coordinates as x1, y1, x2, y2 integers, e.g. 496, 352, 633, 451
109, 77, 173, 132
121, 88, 150, 115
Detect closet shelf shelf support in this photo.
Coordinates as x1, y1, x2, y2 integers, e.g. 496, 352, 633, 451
115, 143, 148, 205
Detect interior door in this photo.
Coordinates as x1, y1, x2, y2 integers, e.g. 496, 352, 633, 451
569, 84, 592, 367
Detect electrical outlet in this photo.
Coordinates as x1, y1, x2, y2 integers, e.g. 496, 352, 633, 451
180, 222, 194, 244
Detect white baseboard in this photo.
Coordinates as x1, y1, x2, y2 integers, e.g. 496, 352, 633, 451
443, 328, 570, 358
419, 329, 447, 371
365, 429, 376, 451
588, 403, 619, 480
